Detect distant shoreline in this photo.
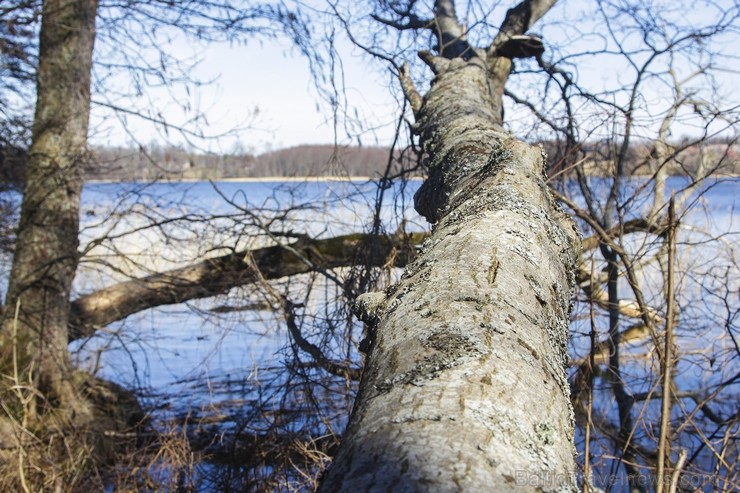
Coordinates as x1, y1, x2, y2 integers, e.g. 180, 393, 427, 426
83, 173, 739, 185
85, 175, 425, 184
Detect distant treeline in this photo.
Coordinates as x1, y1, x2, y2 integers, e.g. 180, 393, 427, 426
86, 144, 402, 181
90, 139, 739, 181
542, 138, 739, 178
2, 140, 738, 184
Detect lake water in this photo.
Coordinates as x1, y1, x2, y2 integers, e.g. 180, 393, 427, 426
2, 175, 738, 489
70, 178, 423, 416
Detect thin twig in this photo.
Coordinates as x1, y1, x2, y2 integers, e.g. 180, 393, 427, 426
583, 258, 597, 493
657, 195, 677, 492
668, 449, 687, 493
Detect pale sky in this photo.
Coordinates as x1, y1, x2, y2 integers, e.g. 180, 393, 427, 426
90, 31, 403, 155
88, 1, 738, 155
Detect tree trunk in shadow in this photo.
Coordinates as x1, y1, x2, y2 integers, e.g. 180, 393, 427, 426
1, 0, 99, 420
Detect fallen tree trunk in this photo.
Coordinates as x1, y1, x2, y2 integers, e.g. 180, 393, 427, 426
69, 232, 426, 341
318, 1, 581, 491
320, 28, 582, 493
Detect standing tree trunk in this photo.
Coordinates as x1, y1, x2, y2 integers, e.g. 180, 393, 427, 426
1, 0, 98, 417
320, 1, 580, 490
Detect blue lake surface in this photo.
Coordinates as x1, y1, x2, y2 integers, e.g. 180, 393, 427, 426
1, 175, 738, 490
70, 176, 739, 397
71, 178, 424, 412
0, 176, 733, 395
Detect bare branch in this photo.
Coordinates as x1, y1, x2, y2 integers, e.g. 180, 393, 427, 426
370, 12, 431, 30
398, 62, 423, 116
431, 0, 476, 59
489, 0, 557, 57
69, 232, 426, 341
282, 297, 362, 381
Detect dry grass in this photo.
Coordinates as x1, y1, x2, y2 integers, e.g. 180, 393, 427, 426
0, 301, 101, 491
0, 394, 103, 492
105, 423, 200, 492
0, 377, 337, 492
0, 397, 203, 492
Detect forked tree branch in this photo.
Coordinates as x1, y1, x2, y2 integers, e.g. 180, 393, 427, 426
488, 0, 557, 57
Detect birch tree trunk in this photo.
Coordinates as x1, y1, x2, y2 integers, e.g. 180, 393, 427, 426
319, 1, 580, 490
0, 0, 98, 416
